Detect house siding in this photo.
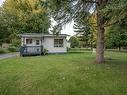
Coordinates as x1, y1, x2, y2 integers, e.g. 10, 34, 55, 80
43, 37, 67, 53
22, 37, 44, 46
21, 36, 67, 54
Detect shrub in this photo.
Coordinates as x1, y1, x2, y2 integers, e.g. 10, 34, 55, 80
67, 47, 71, 52
69, 36, 79, 48
43, 48, 48, 55
0, 48, 9, 54
8, 47, 19, 52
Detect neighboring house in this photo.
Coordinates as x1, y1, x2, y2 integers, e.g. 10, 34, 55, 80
20, 33, 69, 56
66, 41, 71, 48
2, 43, 11, 48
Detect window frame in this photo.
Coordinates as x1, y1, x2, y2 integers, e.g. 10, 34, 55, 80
54, 39, 64, 48
26, 39, 32, 44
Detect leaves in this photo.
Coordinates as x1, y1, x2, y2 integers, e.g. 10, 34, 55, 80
106, 18, 127, 49
0, 0, 50, 45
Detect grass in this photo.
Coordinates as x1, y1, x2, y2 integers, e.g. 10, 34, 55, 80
0, 51, 127, 95
68, 48, 91, 53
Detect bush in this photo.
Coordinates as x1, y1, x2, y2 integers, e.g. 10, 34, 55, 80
0, 48, 9, 54
67, 47, 71, 52
11, 38, 21, 47
69, 36, 79, 48
8, 47, 19, 52
43, 48, 48, 55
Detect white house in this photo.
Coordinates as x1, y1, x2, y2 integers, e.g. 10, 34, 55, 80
20, 33, 70, 56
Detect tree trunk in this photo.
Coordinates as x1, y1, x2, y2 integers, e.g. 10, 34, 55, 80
90, 33, 93, 50
118, 45, 121, 52
96, 1, 106, 64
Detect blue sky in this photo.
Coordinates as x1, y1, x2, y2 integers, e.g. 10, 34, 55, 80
0, 0, 75, 36
0, 0, 5, 6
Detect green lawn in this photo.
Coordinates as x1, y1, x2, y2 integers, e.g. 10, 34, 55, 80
0, 51, 127, 95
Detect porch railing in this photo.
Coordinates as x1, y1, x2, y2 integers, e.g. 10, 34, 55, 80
20, 45, 43, 56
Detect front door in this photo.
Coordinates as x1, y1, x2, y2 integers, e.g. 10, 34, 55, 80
36, 40, 40, 45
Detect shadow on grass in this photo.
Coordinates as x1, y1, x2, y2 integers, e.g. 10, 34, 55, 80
68, 51, 92, 54
105, 58, 127, 69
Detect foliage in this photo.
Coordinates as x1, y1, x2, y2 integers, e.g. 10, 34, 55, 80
0, 7, 11, 44
0, 0, 50, 45
0, 48, 9, 54
47, 0, 109, 63
106, 18, 127, 50
66, 47, 71, 52
48, 0, 95, 27
102, 0, 127, 26
48, 0, 127, 63
50, 25, 62, 35
11, 38, 21, 47
73, 12, 97, 48
74, 20, 91, 48
43, 48, 48, 55
69, 36, 79, 48
8, 47, 19, 52
75, 30, 92, 48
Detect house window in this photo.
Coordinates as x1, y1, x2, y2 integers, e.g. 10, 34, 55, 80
26, 39, 32, 44
36, 40, 40, 45
54, 39, 63, 47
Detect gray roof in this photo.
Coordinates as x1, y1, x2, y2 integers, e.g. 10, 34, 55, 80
20, 33, 69, 37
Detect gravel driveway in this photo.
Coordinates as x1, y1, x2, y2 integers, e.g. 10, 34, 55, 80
0, 53, 19, 60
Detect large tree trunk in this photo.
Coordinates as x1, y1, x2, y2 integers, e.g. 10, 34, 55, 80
96, 0, 107, 64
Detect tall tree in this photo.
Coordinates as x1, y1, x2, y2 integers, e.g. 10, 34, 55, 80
48, 0, 127, 63
48, 0, 107, 63
73, 12, 97, 48
74, 24, 91, 48
3, 0, 50, 33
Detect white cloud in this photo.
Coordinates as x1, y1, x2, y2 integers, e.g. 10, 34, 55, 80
50, 18, 76, 36
61, 21, 76, 36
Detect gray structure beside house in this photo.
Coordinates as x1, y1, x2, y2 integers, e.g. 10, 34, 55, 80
20, 33, 70, 56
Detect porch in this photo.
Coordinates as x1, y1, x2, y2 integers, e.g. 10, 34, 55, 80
20, 45, 43, 56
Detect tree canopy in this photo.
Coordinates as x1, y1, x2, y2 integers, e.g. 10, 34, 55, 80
106, 18, 127, 50
0, 0, 50, 45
